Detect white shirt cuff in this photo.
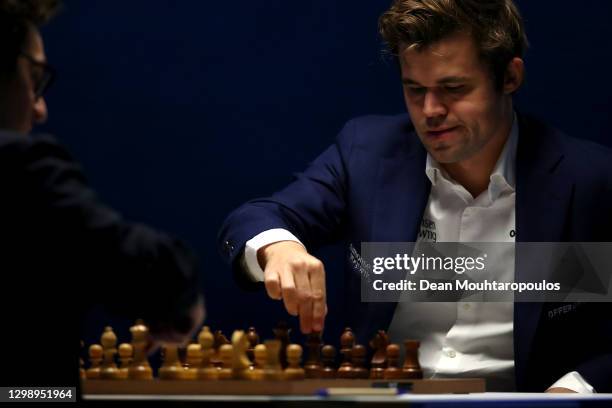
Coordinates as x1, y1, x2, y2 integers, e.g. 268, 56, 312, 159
547, 371, 595, 393
243, 229, 304, 282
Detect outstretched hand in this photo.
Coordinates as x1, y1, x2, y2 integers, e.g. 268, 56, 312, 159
258, 241, 327, 333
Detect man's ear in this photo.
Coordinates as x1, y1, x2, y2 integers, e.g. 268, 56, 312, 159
503, 57, 524, 94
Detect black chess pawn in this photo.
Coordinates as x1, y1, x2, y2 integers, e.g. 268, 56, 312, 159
351, 344, 369, 379
320, 344, 337, 379
337, 327, 355, 378
384, 344, 404, 379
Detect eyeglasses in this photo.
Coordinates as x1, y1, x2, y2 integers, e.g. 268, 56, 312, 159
19, 52, 56, 99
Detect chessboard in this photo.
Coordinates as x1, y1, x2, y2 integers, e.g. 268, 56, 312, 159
82, 378, 485, 396
80, 321, 485, 397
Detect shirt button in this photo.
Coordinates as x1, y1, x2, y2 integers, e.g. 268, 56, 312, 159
448, 350, 457, 358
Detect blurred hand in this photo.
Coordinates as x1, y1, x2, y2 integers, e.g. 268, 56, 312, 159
147, 295, 205, 353
258, 241, 327, 333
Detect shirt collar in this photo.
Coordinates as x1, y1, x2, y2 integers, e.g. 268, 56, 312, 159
425, 112, 518, 202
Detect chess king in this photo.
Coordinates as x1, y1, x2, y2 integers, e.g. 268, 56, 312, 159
0, 0, 205, 392
219, 0, 612, 394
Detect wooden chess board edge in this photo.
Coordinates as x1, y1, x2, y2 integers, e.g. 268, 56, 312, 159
82, 378, 485, 395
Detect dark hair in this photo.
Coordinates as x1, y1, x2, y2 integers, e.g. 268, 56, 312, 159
0, 0, 61, 75
379, 0, 528, 90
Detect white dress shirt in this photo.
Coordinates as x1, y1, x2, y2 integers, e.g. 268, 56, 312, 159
387, 116, 519, 391
242, 114, 593, 393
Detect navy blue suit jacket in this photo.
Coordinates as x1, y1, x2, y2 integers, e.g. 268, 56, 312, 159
219, 113, 612, 391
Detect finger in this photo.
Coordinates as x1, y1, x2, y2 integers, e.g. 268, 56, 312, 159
298, 298, 314, 334
280, 265, 298, 316
264, 267, 282, 300
309, 263, 327, 332
294, 262, 312, 322
295, 269, 313, 333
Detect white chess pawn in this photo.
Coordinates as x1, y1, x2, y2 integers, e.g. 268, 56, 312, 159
159, 344, 184, 380
100, 327, 120, 380
117, 343, 133, 380
128, 320, 153, 380
86, 344, 103, 379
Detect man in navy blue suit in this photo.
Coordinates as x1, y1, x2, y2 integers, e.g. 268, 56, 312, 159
219, 0, 612, 393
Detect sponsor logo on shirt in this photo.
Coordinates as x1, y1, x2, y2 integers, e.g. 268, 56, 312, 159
418, 217, 437, 242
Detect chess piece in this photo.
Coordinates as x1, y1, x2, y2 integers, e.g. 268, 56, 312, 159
284, 344, 305, 380
263, 340, 283, 380
197, 326, 218, 380
100, 327, 120, 379
351, 344, 369, 379
183, 343, 202, 380
218, 344, 234, 380
86, 344, 103, 379
246, 327, 259, 367
159, 344, 184, 380
369, 330, 389, 379
337, 327, 355, 378
304, 332, 323, 378
246, 343, 266, 380
273, 321, 291, 369
212, 330, 230, 368
320, 345, 336, 379
383, 344, 403, 379
214, 330, 230, 346
117, 343, 133, 380
402, 340, 423, 379
231, 330, 252, 379
128, 320, 153, 380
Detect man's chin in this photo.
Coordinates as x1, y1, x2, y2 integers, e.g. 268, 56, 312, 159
427, 146, 462, 164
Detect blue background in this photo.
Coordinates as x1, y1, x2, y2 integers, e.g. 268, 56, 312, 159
37, 1, 612, 347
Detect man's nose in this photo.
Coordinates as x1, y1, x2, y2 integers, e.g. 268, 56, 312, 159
422, 90, 447, 118
33, 97, 48, 125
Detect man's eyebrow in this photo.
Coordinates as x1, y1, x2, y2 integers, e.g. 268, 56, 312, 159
401, 76, 470, 85
402, 78, 421, 86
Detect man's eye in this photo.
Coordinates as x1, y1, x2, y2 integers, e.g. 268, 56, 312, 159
445, 85, 465, 93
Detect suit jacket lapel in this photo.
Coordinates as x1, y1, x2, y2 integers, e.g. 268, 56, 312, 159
516, 115, 572, 243
514, 113, 574, 388
372, 139, 430, 242
366, 132, 430, 336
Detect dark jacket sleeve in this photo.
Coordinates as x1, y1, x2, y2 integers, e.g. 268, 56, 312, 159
576, 353, 612, 392
1, 132, 201, 330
